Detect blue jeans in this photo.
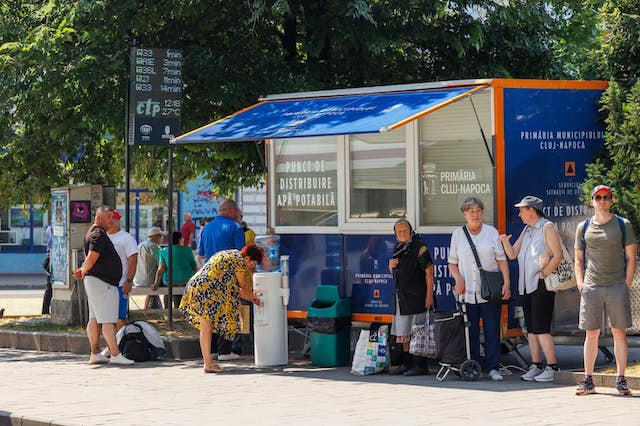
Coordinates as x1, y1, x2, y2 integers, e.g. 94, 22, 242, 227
466, 302, 501, 372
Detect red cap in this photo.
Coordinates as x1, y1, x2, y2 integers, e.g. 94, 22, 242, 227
591, 185, 612, 198
112, 210, 122, 220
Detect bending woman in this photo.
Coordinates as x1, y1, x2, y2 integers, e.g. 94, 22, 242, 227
179, 244, 263, 373
499, 196, 562, 382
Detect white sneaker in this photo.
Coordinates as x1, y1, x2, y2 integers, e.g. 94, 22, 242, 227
211, 353, 219, 360
100, 347, 111, 358
521, 364, 543, 381
533, 366, 556, 382
488, 369, 503, 381
109, 353, 135, 366
218, 353, 240, 361
89, 352, 109, 365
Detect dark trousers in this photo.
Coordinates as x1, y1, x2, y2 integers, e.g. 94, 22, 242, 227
466, 302, 501, 372
211, 334, 232, 355
42, 281, 52, 315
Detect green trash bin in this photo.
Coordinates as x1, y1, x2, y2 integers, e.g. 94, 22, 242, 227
307, 285, 351, 367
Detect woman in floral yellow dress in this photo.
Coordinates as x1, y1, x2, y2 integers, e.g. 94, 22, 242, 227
180, 244, 263, 373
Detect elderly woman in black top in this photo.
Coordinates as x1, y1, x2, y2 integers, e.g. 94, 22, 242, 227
388, 219, 435, 376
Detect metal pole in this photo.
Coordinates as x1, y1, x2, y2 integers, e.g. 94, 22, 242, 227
167, 146, 174, 329
125, 41, 136, 232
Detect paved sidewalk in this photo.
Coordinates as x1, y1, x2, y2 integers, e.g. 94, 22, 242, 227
1, 348, 638, 426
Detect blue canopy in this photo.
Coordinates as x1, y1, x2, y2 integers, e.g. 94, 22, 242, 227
175, 85, 484, 143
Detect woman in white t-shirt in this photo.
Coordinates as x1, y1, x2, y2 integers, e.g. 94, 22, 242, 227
448, 197, 510, 381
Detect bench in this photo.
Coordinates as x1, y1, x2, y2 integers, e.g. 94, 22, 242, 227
129, 286, 185, 296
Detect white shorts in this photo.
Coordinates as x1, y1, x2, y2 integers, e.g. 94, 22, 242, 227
84, 275, 119, 324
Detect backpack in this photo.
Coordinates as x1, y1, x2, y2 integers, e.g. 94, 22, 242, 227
118, 323, 153, 362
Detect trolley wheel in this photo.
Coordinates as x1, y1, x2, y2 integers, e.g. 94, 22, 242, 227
459, 359, 482, 381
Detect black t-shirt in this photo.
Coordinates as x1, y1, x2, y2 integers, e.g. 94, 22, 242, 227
84, 225, 122, 286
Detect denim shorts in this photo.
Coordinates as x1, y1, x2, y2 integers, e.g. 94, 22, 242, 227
579, 282, 631, 330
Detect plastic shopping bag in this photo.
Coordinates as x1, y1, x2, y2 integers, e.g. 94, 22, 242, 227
350, 324, 390, 376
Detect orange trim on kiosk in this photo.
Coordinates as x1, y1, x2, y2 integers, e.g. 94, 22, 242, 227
352, 313, 394, 323
287, 310, 308, 319
493, 86, 507, 234
491, 78, 608, 91
287, 311, 394, 324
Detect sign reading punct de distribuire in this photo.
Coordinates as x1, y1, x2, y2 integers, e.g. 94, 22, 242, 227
128, 47, 182, 145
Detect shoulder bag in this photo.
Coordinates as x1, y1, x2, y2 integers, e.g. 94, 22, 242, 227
540, 223, 576, 292
462, 226, 504, 303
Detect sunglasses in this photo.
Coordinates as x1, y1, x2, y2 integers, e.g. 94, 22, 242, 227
593, 195, 612, 201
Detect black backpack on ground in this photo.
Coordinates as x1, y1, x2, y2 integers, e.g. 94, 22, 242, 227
118, 323, 153, 362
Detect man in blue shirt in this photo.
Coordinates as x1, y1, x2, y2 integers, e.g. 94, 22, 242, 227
198, 198, 245, 261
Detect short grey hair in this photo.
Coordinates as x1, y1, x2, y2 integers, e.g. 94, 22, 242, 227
460, 197, 484, 213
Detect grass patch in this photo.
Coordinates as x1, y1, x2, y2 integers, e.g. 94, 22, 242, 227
598, 363, 640, 377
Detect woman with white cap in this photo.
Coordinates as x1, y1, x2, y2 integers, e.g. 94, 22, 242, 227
499, 195, 562, 382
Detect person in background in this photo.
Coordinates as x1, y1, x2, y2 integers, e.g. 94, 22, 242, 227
241, 217, 255, 245
179, 244, 263, 373
41, 223, 53, 314
198, 199, 245, 261
500, 196, 562, 382
72, 206, 133, 366
180, 212, 196, 250
106, 210, 138, 330
573, 185, 636, 396
133, 227, 167, 309
387, 218, 435, 376
154, 231, 198, 309
448, 197, 510, 381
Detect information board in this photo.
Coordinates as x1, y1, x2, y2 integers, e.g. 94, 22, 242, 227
129, 47, 182, 145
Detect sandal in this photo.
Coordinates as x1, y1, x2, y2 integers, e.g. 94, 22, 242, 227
203, 363, 223, 374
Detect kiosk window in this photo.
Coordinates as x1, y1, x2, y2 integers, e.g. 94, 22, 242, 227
273, 137, 338, 226
418, 94, 494, 225
349, 130, 406, 219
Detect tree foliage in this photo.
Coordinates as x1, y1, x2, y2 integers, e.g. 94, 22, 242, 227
582, 1, 640, 237
0, 0, 600, 207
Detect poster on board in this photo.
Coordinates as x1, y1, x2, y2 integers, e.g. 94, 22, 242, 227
51, 191, 68, 287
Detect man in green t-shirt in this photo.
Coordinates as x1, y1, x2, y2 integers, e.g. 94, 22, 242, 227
574, 185, 637, 396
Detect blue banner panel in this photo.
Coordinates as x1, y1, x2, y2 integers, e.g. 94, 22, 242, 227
176, 87, 479, 142
503, 88, 605, 330
344, 234, 458, 315
503, 88, 605, 243
280, 234, 344, 312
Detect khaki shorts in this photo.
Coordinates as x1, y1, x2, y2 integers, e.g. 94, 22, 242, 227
84, 275, 119, 324
578, 282, 631, 331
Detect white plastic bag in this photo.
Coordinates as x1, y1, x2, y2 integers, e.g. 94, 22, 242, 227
350, 325, 389, 376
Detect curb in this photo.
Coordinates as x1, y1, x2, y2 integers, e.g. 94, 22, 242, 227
0, 329, 201, 360
554, 370, 640, 390
0, 413, 70, 426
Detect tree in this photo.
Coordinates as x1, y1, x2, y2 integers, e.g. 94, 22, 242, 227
582, 1, 640, 237
1, 0, 601, 207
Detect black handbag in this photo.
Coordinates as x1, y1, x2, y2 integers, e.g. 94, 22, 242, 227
462, 226, 504, 303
